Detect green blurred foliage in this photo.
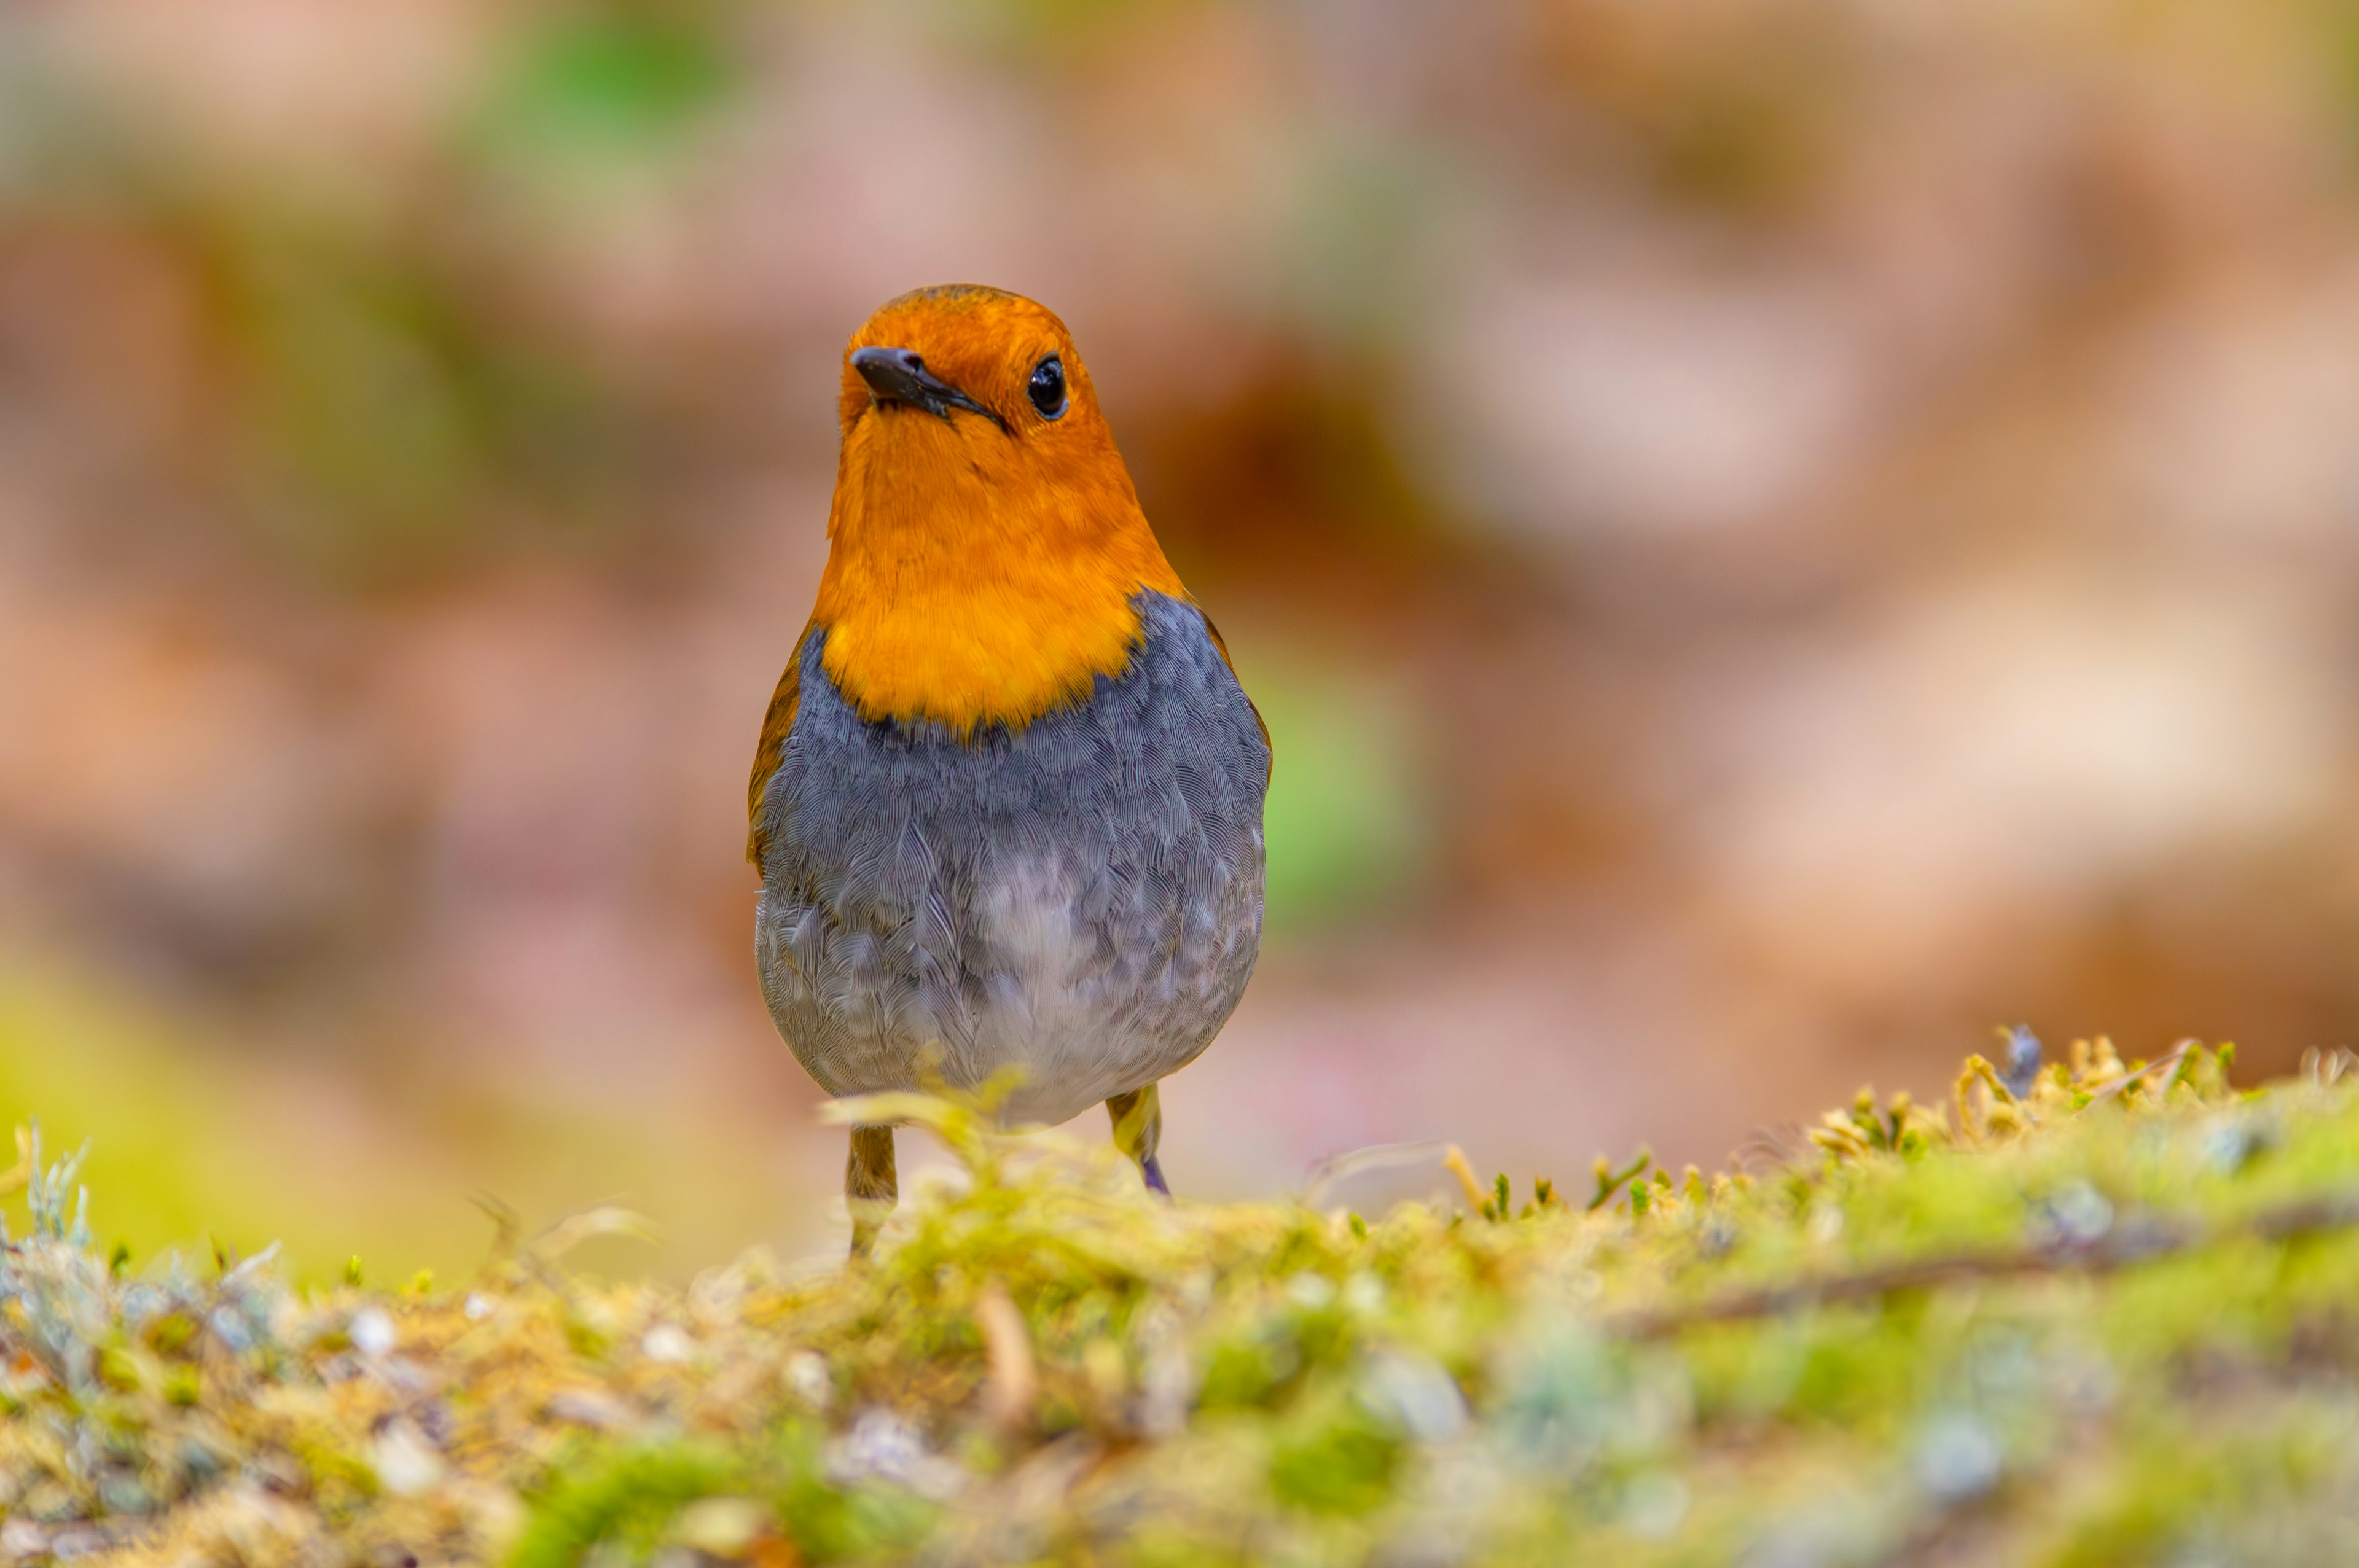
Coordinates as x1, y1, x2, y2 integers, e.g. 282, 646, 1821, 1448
1248, 660, 1429, 935
196, 203, 623, 586
0, 964, 823, 1284
0, 2, 724, 591
484, 3, 737, 160
0, 964, 321, 1265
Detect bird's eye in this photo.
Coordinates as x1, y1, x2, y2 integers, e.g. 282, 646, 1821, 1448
1027, 355, 1067, 420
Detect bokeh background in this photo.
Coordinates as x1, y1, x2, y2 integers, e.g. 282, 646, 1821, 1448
4, 0, 2358, 1276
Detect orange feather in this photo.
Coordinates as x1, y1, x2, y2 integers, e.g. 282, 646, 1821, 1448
748, 286, 1266, 864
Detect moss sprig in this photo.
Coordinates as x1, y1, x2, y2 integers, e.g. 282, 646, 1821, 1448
0, 1037, 2351, 1567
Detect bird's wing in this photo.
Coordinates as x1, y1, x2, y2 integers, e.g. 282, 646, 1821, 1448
1197, 610, 1272, 786
747, 621, 819, 866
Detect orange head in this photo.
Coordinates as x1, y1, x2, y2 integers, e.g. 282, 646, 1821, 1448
809, 284, 1189, 734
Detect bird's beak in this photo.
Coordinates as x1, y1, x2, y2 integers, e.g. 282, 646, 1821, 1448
850, 346, 1009, 432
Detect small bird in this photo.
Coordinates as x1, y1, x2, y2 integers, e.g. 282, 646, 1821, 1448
748, 284, 1271, 1253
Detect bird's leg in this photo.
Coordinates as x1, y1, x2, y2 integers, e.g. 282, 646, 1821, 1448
1106, 1083, 1169, 1196
846, 1124, 898, 1258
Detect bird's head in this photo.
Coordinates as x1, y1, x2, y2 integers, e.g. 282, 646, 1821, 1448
837, 284, 1098, 451
812, 285, 1189, 735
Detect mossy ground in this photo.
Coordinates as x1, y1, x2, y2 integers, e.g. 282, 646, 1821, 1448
0, 1039, 2354, 1566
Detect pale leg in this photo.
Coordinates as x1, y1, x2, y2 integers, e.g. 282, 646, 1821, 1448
847, 1124, 898, 1257
1106, 1083, 1169, 1196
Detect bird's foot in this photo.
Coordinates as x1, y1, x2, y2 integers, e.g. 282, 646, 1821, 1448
1108, 1084, 1171, 1198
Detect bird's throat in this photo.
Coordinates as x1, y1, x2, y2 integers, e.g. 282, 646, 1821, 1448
810, 419, 1187, 735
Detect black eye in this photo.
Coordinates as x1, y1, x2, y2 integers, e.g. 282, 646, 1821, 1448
1027, 354, 1067, 420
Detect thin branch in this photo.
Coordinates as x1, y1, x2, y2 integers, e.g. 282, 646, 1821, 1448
1614, 1190, 2359, 1340
2078, 1037, 2196, 1111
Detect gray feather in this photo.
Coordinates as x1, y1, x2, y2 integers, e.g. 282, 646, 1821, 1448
754, 591, 1269, 1128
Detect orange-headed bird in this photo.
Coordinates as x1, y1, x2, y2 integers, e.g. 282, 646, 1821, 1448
748, 286, 1271, 1253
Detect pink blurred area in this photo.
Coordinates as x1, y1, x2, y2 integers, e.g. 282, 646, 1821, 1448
4, 0, 2359, 1272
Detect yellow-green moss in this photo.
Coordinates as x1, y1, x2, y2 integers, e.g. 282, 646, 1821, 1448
1, 1040, 2357, 1565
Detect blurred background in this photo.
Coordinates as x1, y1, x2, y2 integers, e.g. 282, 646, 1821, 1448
4, 0, 2358, 1276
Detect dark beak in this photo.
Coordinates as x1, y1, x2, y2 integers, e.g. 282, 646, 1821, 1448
850, 346, 1009, 432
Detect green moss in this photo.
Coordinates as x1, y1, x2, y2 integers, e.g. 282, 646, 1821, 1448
510, 1445, 738, 1568
1267, 1394, 1400, 1515
3, 1039, 2359, 1564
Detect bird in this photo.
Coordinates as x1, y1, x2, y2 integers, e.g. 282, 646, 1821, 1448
747, 284, 1271, 1254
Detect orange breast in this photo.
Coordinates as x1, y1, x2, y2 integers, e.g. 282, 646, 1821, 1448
810, 399, 1187, 735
